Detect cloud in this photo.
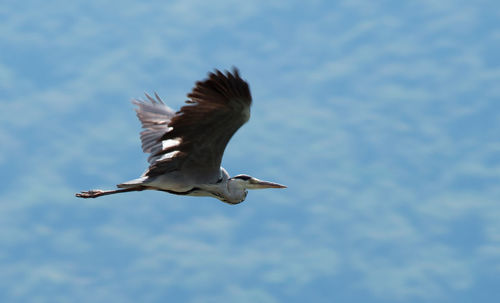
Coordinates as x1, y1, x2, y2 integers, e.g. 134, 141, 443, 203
1, 0, 500, 302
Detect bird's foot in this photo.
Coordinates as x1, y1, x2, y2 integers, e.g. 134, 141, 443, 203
75, 190, 104, 198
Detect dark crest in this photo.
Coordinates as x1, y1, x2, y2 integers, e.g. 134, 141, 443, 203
233, 174, 252, 181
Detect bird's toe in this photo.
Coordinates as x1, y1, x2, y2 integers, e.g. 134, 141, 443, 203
76, 190, 103, 198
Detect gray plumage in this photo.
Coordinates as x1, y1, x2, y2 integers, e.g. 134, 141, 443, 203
132, 92, 176, 163
76, 68, 286, 204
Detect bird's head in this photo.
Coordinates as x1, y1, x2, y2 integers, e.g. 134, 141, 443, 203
221, 174, 286, 204
230, 174, 287, 190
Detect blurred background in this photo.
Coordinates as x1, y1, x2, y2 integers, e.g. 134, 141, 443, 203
1, 0, 499, 302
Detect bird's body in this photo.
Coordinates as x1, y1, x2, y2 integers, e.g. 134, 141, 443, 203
76, 68, 285, 204
117, 167, 247, 204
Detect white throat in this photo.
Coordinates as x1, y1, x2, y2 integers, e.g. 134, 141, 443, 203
224, 178, 248, 203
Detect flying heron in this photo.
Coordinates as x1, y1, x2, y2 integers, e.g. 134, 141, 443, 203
76, 68, 286, 204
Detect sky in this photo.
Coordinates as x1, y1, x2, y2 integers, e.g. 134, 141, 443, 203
1, 0, 500, 302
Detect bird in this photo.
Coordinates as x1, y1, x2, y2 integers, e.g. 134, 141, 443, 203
76, 68, 286, 204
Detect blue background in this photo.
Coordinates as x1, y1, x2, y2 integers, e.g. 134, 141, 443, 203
1, 0, 499, 302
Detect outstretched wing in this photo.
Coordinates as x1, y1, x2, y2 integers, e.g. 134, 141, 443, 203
132, 93, 176, 163
145, 68, 252, 183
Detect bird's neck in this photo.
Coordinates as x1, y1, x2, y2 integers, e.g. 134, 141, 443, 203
223, 179, 246, 203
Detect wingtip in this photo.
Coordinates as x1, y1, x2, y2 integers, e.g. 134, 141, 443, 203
231, 66, 240, 77
209, 67, 241, 79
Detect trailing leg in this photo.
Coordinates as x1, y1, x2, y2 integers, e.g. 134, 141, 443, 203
75, 186, 146, 198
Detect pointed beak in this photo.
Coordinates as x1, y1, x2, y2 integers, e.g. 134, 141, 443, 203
249, 179, 287, 189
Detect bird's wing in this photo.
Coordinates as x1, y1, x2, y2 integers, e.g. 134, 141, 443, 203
132, 93, 176, 163
145, 68, 252, 183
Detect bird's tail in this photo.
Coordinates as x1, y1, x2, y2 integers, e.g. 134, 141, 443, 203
117, 176, 148, 188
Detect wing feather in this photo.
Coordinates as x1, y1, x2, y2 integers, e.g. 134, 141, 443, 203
145, 68, 252, 183
132, 93, 176, 163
